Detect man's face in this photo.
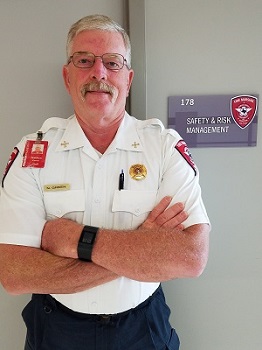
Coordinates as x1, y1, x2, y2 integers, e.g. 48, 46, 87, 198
63, 30, 134, 126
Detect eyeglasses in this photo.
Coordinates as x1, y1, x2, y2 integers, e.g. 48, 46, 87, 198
67, 51, 128, 71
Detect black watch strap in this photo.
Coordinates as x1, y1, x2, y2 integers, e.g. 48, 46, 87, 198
77, 225, 99, 261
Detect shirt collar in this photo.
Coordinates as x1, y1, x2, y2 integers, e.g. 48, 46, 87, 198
55, 113, 143, 154
107, 112, 143, 153
55, 115, 90, 152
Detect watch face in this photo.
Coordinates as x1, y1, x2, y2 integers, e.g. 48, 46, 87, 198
82, 231, 95, 244
78, 226, 98, 261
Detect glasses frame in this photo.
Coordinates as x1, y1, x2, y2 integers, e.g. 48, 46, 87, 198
67, 51, 128, 71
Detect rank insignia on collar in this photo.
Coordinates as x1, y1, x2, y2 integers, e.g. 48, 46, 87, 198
131, 141, 140, 149
61, 141, 69, 148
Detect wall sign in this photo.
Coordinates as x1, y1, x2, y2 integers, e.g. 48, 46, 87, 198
168, 94, 258, 147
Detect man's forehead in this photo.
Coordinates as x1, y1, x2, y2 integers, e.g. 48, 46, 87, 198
72, 30, 125, 50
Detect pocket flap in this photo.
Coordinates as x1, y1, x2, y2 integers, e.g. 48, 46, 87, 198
44, 190, 85, 218
112, 190, 157, 216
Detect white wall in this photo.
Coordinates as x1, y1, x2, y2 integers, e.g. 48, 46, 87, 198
130, 1, 262, 349
0, 1, 125, 348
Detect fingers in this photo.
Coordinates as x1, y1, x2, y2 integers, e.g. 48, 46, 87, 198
145, 196, 173, 224
154, 201, 188, 228
142, 196, 188, 230
161, 209, 188, 229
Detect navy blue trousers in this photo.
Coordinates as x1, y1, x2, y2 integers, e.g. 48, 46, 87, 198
22, 286, 180, 350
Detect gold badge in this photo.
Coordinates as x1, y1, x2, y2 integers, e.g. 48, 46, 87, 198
129, 164, 147, 180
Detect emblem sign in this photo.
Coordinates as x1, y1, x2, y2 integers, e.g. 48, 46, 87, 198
230, 95, 257, 129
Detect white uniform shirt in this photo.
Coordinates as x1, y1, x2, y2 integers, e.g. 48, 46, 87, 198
0, 113, 209, 314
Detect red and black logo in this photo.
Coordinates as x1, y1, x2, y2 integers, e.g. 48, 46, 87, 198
2, 147, 19, 188
230, 95, 257, 129
175, 140, 197, 176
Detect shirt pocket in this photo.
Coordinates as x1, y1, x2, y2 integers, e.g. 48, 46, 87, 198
112, 190, 157, 229
44, 190, 85, 221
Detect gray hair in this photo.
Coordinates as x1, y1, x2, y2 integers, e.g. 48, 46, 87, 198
66, 14, 131, 69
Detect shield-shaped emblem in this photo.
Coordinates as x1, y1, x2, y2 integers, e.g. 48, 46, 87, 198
230, 95, 257, 129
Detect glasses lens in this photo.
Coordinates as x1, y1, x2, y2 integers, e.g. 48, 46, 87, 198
73, 52, 94, 68
102, 54, 124, 70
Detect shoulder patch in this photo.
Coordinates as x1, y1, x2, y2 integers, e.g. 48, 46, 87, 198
175, 140, 197, 176
2, 147, 19, 188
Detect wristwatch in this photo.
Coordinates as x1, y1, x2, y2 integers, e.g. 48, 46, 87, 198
77, 225, 99, 261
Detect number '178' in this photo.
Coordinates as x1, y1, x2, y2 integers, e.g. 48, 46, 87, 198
181, 98, 195, 106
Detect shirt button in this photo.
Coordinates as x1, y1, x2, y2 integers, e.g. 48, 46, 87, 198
135, 208, 141, 215
94, 198, 101, 203
90, 301, 98, 313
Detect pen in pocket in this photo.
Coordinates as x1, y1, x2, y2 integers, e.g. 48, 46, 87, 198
119, 169, 124, 190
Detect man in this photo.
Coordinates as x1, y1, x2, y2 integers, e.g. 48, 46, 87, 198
0, 15, 210, 350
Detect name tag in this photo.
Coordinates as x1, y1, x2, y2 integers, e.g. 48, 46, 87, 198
43, 183, 71, 192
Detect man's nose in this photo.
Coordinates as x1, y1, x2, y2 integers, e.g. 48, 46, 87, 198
91, 57, 107, 80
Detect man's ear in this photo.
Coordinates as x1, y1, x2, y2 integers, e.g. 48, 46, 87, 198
62, 65, 70, 93
126, 69, 134, 97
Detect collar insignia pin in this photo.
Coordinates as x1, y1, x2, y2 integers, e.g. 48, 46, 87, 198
131, 141, 140, 149
61, 141, 69, 148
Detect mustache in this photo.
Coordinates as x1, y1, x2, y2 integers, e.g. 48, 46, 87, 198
81, 81, 115, 98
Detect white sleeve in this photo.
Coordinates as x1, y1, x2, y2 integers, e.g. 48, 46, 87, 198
156, 132, 210, 228
0, 146, 46, 247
